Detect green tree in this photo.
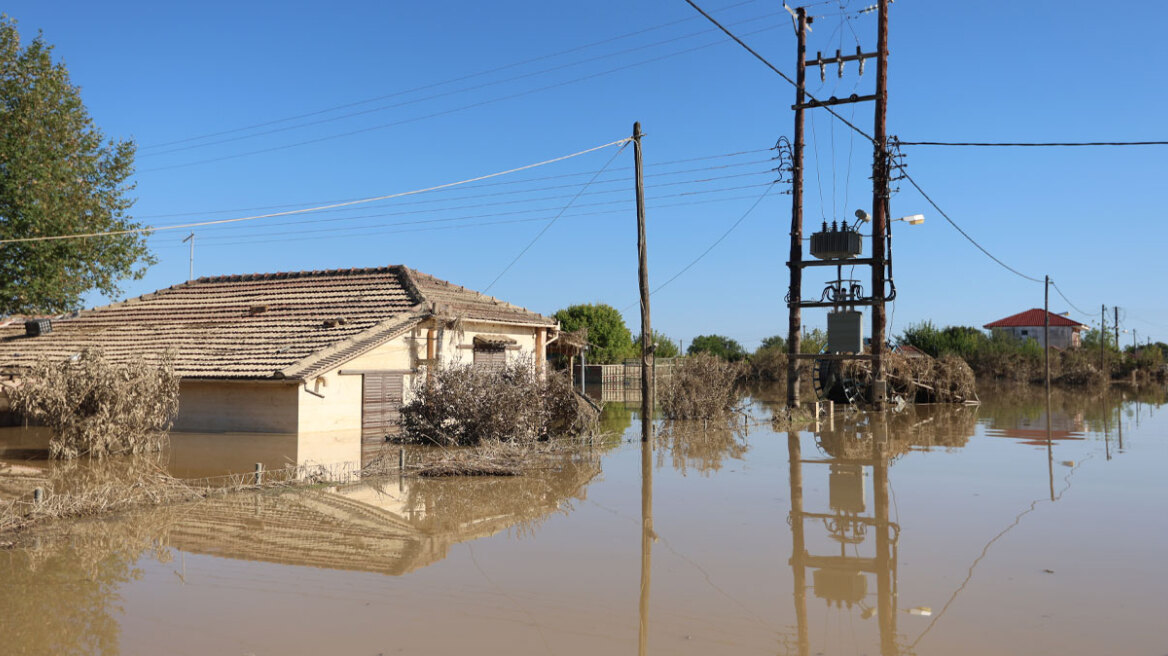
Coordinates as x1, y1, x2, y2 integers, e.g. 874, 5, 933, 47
758, 334, 786, 352
553, 303, 634, 364
634, 329, 680, 358
687, 334, 747, 362
0, 16, 151, 314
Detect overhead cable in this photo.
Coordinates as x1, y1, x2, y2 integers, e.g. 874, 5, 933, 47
623, 182, 777, 310
140, 0, 761, 151
142, 10, 781, 158
899, 140, 1168, 147
0, 138, 631, 245
900, 171, 1043, 283
682, 0, 874, 142
483, 142, 630, 292
139, 22, 786, 172
1049, 280, 1092, 317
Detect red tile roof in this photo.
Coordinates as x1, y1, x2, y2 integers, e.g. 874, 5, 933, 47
983, 309, 1086, 329
0, 266, 554, 380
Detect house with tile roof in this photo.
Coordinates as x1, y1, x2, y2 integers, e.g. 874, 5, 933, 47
983, 309, 1087, 350
0, 266, 559, 466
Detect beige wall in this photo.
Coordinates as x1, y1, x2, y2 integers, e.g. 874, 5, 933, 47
435, 321, 540, 369
175, 380, 301, 433
992, 326, 1081, 350
170, 321, 547, 464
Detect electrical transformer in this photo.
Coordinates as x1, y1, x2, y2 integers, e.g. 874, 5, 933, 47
827, 310, 863, 354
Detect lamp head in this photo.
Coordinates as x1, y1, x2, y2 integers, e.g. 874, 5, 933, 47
854, 209, 870, 223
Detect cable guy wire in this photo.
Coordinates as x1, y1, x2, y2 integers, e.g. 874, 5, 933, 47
623, 182, 776, 310
1049, 280, 1092, 317
484, 142, 630, 292
0, 138, 631, 245
900, 170, 1043, 284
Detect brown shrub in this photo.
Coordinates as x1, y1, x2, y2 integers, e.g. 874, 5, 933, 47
400, 356, 596, 447
8, 349, 179, 460
661, 353, 745, 420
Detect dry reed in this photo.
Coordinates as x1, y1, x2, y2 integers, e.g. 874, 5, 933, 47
661, 353, 746, 420
7, 348, 179, 459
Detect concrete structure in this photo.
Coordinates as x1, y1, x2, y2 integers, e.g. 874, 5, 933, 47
984, 309, 1087, 350
0, 266, 559, 466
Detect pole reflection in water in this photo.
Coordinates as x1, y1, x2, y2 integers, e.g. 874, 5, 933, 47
639, 420, 653, 656
1047, 385, 1055, 501
788, 416, 902, 656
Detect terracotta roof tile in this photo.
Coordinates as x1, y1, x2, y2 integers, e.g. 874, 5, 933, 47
0, 265, 554, 380
984, 309, 1087, 329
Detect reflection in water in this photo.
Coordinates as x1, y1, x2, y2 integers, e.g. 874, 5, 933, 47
787, 406, 981, 656
0, 455, 599, 654
0, 505, 182, 656
656, 421, 748, 475
164, 456, 600, 575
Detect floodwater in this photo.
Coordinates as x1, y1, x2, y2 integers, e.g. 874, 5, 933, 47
2, 383, 1167, 655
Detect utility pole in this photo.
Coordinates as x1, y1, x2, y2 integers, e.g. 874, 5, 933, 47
182, 232, 195, 281
785, 2, 884, 410
1044, 275, 1050, 390
633, 122, 653, 443
785, 6, 808, 409
1100, 304, 1106, 375
1114, 306, 1120, 352
869, 0, 890, 410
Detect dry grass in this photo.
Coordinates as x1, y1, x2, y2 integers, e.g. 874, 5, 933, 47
7, 348, 179, 459
400, 356, 597, 447
661, 353, 746, 420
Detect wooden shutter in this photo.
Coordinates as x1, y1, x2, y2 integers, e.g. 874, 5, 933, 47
361, 372, 405, 464
473, 345, 506, 369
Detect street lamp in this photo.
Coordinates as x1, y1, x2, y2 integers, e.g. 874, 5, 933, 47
892, 214, 925, 225
852, 210, 925, 226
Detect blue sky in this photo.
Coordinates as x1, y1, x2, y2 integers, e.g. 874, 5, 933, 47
6, 0, 1167, 348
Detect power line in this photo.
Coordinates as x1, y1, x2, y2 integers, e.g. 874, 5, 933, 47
0, 138, 631, 245
141, 11, 782, 158
139, 0, 762, 151
682, 0, 874, 142
484, 143, 630, 292
623, 182, 777, 310
899, 140, 1168, 147
150, 190, 775, 250
138, 22, 786, 173
146, 179, 777, 245
136, 147, 775, 220
1049, 280, 1092, 317
899, 170, 1043, 284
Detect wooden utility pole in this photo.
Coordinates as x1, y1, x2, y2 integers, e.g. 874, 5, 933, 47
1114, 306, 1120, 352
633, 122, 653, 442
785, 7, 808, 409
1100, 304, 1106, 375
869, 0, 890, 410
1044, 275, 1050, 390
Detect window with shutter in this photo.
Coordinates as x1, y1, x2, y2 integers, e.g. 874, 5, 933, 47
361, 372, 405, 464
473, 344, 506, 369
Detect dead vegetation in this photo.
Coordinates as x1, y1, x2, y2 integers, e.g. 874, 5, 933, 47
660, 353, 746, 420
838, 351, 977, 404
400, 356, 597, 447
7, 348, 179, 459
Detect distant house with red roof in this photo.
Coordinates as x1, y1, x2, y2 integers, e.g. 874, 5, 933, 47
983, 309, 1087, 350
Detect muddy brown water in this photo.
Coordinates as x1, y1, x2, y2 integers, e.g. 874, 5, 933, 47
1, 383, 1166, 655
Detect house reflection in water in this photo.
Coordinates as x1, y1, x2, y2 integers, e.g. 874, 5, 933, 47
162, 457, 601, 576
786, 406, 978, 656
